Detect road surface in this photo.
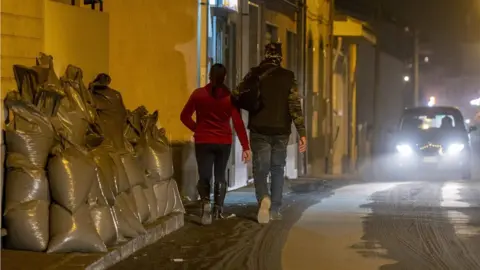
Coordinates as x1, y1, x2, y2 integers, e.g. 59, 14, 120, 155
112, 180, 480, 270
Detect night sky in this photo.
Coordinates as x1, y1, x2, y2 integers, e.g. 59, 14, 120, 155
337, 0, 478, 73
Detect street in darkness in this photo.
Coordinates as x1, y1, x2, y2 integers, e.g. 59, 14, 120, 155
111, 178, 480, 270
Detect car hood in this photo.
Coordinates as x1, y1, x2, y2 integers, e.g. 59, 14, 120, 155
396, 129, 468, 147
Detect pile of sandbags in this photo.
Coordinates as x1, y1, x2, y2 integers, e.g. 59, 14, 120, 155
2, 54, 184, 254
2, 86, 57, 251
46, 66, 110, 253
47, 142, 107, 253
89, 74, 151, 237
128, 108, 184, 217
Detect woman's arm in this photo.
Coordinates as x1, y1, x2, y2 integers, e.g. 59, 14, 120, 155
231, 107, 250, 151
180, 93, 197, 132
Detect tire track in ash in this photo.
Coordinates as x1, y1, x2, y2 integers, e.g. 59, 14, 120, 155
210, 192, 333, 270
355, 181, 480, 270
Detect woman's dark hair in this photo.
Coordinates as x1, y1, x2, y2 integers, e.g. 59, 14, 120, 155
209, 63, 227, 98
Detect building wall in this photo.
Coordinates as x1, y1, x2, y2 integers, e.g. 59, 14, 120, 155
43, 1, 109, 81
304, 0, 331, 176
356, 44, 405, 154
104, 0, 198, 143
1, 0, 45, 96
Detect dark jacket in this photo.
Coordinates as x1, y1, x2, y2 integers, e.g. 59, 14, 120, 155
246, 63, 306, 137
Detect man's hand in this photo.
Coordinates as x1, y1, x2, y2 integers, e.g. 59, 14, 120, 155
299, 136, 307, 153
242, 150, 252, 163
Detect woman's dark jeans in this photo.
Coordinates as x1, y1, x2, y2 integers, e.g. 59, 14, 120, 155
250, 132, 289, 212
195, 143, 232, 206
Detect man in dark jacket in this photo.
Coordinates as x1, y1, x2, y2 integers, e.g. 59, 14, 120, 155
244, 42, 307, 224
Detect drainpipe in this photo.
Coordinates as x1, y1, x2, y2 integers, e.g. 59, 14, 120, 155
296, 0, 307, 176
349, 43, 358, 172
326, 0, 335, 173
197, 0, 209, 88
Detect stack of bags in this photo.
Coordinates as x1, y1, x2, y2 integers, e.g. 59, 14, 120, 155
47, 64, 108, 253
3, 90, 54, 251
2, 53, 184, 253
3, 60, 63, 251
127, 108, 184, 217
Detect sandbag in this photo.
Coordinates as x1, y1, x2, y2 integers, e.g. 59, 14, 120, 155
48, 146, 95, 213
87, 168, 111, 207
55, 88, 90, 145
121, 153, 147, 187
5, 129, 54, 168
13, 65, 39, 103
4, 91, 55, 167
89, 164, 115, 207
4, 200, 49, 251
108, 151, 131, 194
34, 53, 61, 88
124, 106, 148, 146
90, 205, 117, 247
113, 193, 146, 238
61, 65, 96, 124
90, 73, 127, 150
128, 185, 150, 223
144, 177, 158, 223
47, 203, 107, 253
4, 163, 49, 212
91, 145, 123, 197
153, 179, 185, 217
136, 140, 173, 182
168, 179, 185, 214
135, 111, 174, 181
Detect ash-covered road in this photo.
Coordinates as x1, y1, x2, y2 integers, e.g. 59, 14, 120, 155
112, 180, 480, 270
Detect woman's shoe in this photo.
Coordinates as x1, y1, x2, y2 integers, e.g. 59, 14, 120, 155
201, 202, 212, 225
213, 205, 235, 220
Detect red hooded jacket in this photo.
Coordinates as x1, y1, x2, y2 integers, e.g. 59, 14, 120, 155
180, 84, 250, 150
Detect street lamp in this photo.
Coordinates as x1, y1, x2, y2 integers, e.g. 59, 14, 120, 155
403, 75, 410, 82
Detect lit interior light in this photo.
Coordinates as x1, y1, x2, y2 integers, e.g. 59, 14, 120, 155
428, 96, 436, 107
404, 75, 410, 82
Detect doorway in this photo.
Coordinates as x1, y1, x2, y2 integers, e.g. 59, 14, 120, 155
208, 7, 239, 188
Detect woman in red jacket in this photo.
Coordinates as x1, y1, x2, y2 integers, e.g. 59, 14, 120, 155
181, 63, 251, 225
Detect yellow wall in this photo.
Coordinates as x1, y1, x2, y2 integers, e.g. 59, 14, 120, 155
1, 0, 45, 97
44, 1, 109, 81
306, 0, 331, 94
105, 0, 198, 142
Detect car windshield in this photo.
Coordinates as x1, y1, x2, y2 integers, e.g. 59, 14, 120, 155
400, 111, 463, 132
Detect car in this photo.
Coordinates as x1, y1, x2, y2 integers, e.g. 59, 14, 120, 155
390, 106, 477, 180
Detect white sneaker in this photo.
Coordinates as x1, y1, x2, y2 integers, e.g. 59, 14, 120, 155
257, 196, 271, 224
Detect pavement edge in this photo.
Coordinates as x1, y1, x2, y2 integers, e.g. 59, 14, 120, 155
87, 212, 184, 270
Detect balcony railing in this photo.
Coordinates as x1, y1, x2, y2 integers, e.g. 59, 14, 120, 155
70, 0, 104, 12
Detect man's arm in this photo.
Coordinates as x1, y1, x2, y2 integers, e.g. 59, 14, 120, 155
288, 77, 306, 138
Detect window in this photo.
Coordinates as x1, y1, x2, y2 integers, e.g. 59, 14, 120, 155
265, 24, 278, 44
401, 113, 459, 131
286, 31, 297, 72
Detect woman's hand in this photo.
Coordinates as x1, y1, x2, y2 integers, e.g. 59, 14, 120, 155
242, 150, 252, 163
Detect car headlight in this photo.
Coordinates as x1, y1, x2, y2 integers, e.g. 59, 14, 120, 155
396, 144, 413, 155
446, 143, 465, 155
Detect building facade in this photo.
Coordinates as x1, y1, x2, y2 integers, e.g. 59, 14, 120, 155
1, 0, 359, 198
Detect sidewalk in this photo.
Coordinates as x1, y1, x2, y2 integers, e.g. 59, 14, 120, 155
110, 178, 351, 270
1, 212, 183, 270
0, 175, 354, 270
